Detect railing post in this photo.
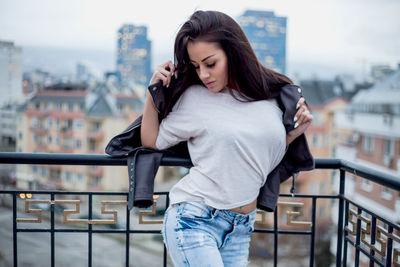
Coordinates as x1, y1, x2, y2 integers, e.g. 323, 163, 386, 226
163, 195, 170, 267
13, 193, 17, 267
50, 193, 55, 267
343, 201, 349, 267
126, 194, 130, 267
336, 170, 345, 267
354, 208, 362, 266
274, 207, 278, 267
369, 217, 376, 267
310, 197, 316, 267
386, 225, 394, 267
88, 194, 92, 267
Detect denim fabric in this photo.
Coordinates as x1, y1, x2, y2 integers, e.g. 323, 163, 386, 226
162, 201, 256, 267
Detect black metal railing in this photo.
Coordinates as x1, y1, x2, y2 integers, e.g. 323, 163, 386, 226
0, 152, 399, 267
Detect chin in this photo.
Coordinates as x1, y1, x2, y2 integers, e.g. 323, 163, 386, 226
208, 86, 223, 93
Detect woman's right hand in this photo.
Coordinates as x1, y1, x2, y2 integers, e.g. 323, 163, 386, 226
149, 60, 176, 87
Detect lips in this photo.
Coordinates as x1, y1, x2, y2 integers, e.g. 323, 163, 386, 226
205, 81, 215, 87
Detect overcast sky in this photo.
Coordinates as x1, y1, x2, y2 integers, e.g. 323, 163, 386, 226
1, 0, 399, 81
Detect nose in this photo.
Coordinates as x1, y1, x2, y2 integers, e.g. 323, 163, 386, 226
198, 67, 210, 80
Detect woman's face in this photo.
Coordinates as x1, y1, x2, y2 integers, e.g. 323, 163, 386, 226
187, 41, 228, 93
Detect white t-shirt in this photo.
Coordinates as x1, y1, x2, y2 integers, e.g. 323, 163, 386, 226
156, 84, 286, 209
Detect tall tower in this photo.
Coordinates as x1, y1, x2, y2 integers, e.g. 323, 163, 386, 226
239, 10, 287, 74
116, 25, 151, 86
0, 40, 23, 106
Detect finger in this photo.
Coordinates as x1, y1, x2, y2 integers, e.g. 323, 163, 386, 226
159, 61, 174, 86
168, 61, 175, 76
167, 61, 176, 85
294, 105, 306, 122
296, 97, 305, 109
155, 72, 168, 86
297, 109, 311, 125
157, 67, 171, 78
158, 69, 172, 87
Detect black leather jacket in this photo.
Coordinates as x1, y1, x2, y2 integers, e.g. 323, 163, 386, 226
105, 81, 314, 212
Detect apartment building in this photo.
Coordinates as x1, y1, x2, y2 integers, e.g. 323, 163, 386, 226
331, 67, 400, 266
15, 82, 143, 192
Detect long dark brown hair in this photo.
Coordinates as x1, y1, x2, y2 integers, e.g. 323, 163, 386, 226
164, 10, 293, 117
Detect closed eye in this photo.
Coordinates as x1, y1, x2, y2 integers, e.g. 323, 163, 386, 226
192, 62, 216, 70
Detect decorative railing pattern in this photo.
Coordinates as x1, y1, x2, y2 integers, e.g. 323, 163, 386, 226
0, 153, 399, 267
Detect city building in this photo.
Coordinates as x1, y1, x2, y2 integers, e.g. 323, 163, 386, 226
76, 62, 99, 85
370, 64, 395, 83
15, 82, 144, 192
285, 80, 350, 225
116, 24, 151, 88
23, 69, 55, 95
331, 65, 400, 266
238, 10, 287, 74
0, 104, 17, 152
0, 41, 23, 106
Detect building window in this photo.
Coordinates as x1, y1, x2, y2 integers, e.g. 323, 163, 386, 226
323, 135, 328, 147
313, 134, 318, 147
93, 121, 101, 131
309, 182, 318, 194
117, 104, 124, 111
65, 119, 73, 130
319, 205, 325, 217
47, 135, 52, 144
381, 186, 392, 200
56, 103, 62, 110
361, 179, 373, 192
55, 136, 59, 145
74, 119, 83, 130
362, 136, 374, 153
31, 117, 38, 128
383, 139, 394, 156
32, 133, 37, 143
56, 119, 60, 130
32, 166, 38, 173
65, 171, 72, 183
18, 132, 22, 140
68, 103, 74, 111
77, 174, 84, 182
47, 118, 52, 129
75, 139, 82, 149
90, 176, 100, 187
41, 167, 47, 177
320, 182, 326, 194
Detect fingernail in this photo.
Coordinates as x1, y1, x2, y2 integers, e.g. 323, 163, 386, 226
296, 103, 300, 109
294, 122, 299, 128
166, 83, 169, 88
294, 116, 298, 122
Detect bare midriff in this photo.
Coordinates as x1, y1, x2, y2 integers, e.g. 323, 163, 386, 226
229, 199, 257, 214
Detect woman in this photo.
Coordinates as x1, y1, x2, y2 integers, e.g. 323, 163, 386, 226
141, 10, 312, 267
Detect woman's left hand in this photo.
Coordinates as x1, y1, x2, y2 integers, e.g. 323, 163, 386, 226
286, 97, 313, 146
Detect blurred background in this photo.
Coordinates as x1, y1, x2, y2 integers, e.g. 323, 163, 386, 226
0, 0, 399, 266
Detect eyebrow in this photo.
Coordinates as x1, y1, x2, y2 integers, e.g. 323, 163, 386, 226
190, 54, 216, 63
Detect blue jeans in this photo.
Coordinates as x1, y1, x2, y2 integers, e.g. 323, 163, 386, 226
162, 201, 256, 267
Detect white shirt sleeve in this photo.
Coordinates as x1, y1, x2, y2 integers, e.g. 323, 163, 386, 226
155, 88, 202, 150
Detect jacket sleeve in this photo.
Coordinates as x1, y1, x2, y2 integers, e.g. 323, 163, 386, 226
257, 163, 290, 212
257, 84, 315, 212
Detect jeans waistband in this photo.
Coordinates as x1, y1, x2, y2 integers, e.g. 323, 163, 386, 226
174, 201, 256, 223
